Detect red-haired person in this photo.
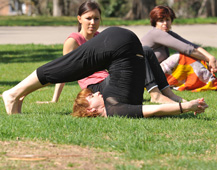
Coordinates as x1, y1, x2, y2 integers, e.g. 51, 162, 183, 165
37, 2, 184, 105
3, 27, 208, 117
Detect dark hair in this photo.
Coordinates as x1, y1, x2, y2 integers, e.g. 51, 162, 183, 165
149, 5, 176, 27
77, 0, 102, 32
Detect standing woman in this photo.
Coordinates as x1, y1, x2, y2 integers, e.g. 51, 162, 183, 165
141, 5, 217, 92
38, 0, 109, 104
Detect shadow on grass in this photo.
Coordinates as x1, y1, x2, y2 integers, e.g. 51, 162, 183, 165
0, 81, 21, 86
22, 111, 72, 116
0, 44, 63, 63
0, 81, 78, 95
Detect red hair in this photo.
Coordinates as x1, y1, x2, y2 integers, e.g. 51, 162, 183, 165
149, 5, 176, 27
72, 88, 100, 117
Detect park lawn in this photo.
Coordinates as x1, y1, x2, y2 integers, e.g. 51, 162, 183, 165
0, 44, 217, 169
0, 16, 217, 26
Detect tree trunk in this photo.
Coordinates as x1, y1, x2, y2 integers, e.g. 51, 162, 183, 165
53, 0, 64, 16
210, 0, 217, 16
124, 0, 156, 20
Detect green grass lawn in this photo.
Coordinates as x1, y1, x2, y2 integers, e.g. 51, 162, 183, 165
1, 15, 217, 26
0, 44, 217, 169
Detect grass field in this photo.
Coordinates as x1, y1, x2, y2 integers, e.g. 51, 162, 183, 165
0, 43, 217, 169
0, 16, 217, 26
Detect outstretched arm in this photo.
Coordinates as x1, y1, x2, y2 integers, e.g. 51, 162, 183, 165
142, 98, 208, 118
146, 30, 217, 73
166, 31, 217, 74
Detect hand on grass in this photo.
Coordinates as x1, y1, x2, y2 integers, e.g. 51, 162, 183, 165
190, 98, 209, 115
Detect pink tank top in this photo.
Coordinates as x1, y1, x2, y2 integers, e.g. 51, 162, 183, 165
65, 32, 109, 89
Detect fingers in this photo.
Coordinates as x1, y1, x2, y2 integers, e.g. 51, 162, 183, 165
194, 98, 208, 115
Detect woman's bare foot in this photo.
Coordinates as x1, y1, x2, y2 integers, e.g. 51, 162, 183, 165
149, 87, 177, 104
150, 92, 177, 104
161, 87, 187, 103
2, 90, 20, 114
17, 96, 25, 113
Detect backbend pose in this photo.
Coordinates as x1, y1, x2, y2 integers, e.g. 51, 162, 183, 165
2, 27, 208, 117
141, 5, 217, 91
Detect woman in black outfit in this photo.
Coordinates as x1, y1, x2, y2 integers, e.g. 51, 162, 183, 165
3, 27, 208, 117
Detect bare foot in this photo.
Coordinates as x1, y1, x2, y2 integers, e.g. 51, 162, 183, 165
170, 95, 187, 103
150, 92, 177, 104
2, 90, 20, 114
18, 96, 25, 113
161, 87, 187, 103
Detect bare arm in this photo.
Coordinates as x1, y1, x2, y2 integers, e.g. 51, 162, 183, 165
142, 98, 208, 118
51, 38, 79, 102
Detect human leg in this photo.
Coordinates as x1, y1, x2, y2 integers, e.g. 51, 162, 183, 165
3, 71, 49, 114
161, 87, 187, 102
4, 27, 141, 114
149, 87, 177, 104
143, 46, 186, 103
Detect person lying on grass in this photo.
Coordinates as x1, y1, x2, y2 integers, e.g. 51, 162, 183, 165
37, 1, 185, 105
2, 27, 208, 117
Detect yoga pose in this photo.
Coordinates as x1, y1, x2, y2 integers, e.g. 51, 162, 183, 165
3, 27, 208, 117
141, 5, 217, 91
37, 1, 183, 104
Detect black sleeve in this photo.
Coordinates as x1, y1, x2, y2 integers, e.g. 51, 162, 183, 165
105, 97, 143, 118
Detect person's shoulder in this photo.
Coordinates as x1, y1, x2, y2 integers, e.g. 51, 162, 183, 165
146, 27, 165, 37
65, 32, 85, 46
68, 32, 82, 39
153, 28, 168, 35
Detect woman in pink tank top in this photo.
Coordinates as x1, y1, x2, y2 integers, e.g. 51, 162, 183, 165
36, 2, 187, 105
37, 1, 108, 103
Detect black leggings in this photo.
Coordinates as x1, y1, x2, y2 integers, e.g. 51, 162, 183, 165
36, 27, 169, 117
88, 47, 169, 94
143, 46, 169, 91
